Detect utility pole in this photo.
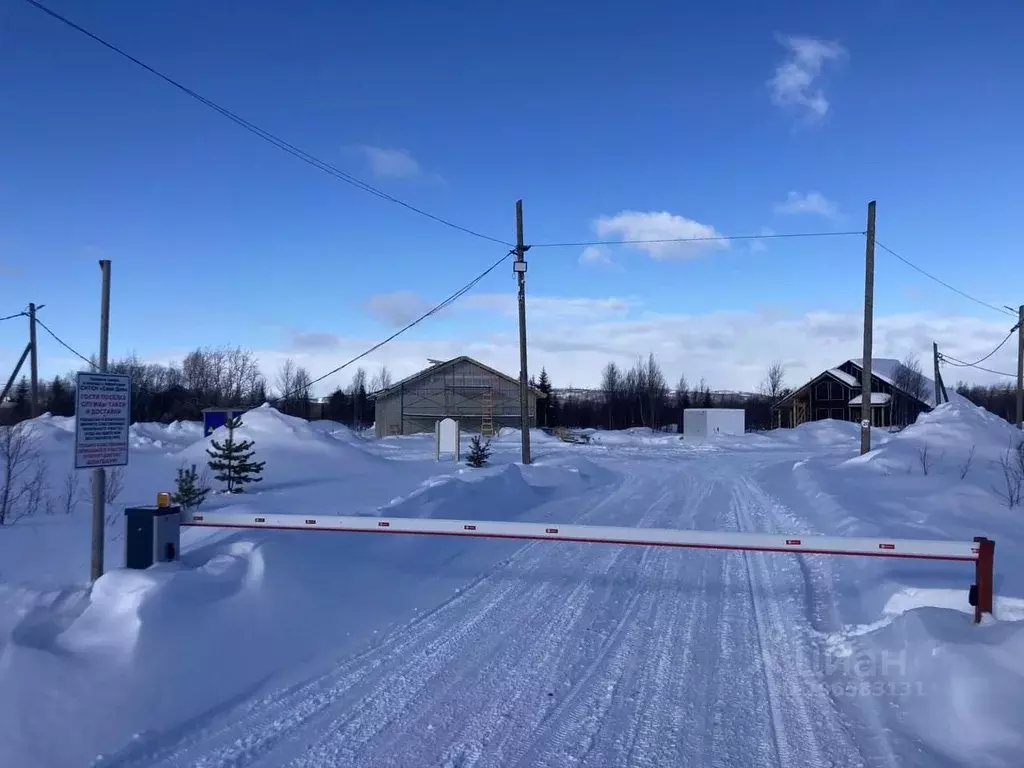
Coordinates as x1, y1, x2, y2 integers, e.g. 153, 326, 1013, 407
91, 260, 111, 582
514, 200, 532, 465
1, 344, 32, 404
932, 341, 943, 407
28, 303, 39, 417
859, 201, 876, 455
1017, 304, 1023, 430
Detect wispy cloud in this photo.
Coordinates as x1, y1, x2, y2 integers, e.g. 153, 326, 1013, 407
748, 227, 775, 254
593, 211, 728, 260
355, 146, 422, 179
579, 245, 617, 267
774, 191, 839, 218
769, 35, 846, 121
366, 290, 436, 326
237, 308, 1016, 397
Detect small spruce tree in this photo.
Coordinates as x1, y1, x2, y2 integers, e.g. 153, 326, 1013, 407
466, 435, 491, 468
206, 417, 266, 493
172, 463, 209, 509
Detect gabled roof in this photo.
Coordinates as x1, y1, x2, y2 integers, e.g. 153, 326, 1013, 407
847, 358, 938, 407
372, 355, 546, 399
774, 356, 942, 411
772, 367, 858, 410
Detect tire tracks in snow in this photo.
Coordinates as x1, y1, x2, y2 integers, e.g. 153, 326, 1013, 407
739, 471, 901, 768
730, 474, 874, 768
296, 480, 679, 767
507, 473, 717, 768
104, 469, 646, 768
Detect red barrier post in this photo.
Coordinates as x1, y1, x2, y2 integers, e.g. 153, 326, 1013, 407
972, 536, 995, 623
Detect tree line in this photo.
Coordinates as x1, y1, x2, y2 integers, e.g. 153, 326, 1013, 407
529, 355, 786, 432
2, 345, 1018, 432
0, 346, 390, 429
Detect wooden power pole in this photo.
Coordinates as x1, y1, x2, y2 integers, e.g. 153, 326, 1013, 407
859, 201, 876, 455
91, 260, 112, 582
1017, 304, 1023, 430
514, 200, 532, 465
28, 303, 39, 417
932, 341, 942, 407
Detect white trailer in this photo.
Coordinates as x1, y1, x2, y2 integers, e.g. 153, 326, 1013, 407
683, 408, 745, 438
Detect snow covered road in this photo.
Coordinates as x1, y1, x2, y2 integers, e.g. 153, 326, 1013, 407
103, 452, 916, 768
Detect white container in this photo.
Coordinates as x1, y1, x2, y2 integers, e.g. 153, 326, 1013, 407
683, 408, 745, 438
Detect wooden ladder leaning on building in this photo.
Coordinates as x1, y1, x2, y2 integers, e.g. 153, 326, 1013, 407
481, 386, 494, 437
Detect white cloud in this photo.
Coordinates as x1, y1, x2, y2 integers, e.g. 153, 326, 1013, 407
774, 191, 838, 218
579, 246, 616, 267
366, 290, 435, 326
769, 35, 846, 121
748, 227, 775, 254
462, 294, 638, 322
355, 146, 422, 179
593, 210, 728, 260
127, 301, 1010, 397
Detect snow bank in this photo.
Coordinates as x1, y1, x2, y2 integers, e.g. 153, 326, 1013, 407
821, 588, 1024, 768
845, 402, 1022, 477
0, 430, 620, 767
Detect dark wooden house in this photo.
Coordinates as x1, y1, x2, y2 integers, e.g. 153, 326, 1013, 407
772, 358, 934, 429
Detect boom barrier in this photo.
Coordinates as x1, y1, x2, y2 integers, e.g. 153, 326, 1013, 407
180, 509, 996, 623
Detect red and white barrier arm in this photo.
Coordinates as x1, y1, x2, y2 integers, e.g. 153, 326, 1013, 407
181, 510, 975, 561
180, 511, 995, 622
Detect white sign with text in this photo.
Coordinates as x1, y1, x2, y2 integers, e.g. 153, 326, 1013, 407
74, 372, 131, 469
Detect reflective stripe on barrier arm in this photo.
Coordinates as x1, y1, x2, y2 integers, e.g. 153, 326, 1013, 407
180, 511, 993, 622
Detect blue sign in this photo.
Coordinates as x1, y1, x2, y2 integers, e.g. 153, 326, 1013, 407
203, 409, 247, 437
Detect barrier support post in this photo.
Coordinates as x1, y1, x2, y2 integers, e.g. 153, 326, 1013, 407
971, 536, 995, 623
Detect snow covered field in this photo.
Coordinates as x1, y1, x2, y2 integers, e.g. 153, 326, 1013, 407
1, 404, 1022, 767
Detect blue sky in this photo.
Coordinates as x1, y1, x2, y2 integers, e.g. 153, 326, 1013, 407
1, 0, 1021, 392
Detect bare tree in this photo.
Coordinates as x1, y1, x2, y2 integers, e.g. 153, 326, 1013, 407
292, 366, 313, 418
349, 367, 369, 430
276, 358, 297, 401
918, 444, 932, 476
59, 469, 85, 515
959, 445, 975, 480
994, 440, 1024, 508
349, 367, 368, 395
370, 363, 393, 394
105, 467, 125, 505
643, 353, 668, 428
0, 422, 46, 525
890, 353, 929, 428
760, 361, 786, 402
600, 362, 622, 429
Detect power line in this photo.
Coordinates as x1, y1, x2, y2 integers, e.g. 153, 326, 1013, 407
276, 250, 514, 402
874, 239, 1016, 317
530, 230, 864, 248
0, 311, 27, 322
22, 0, 510, 247
34, 317, 96, 368
938, 327, 1018, 369
939, 357, 1015, 378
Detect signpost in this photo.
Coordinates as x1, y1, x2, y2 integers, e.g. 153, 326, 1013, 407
75, 372, 131, 469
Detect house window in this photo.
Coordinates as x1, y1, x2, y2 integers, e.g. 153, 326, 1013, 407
816, 381, 830, 399
816, 408, 829, 420
830, 408, 843, 419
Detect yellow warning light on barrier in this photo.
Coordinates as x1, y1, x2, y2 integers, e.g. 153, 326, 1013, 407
156, 492, 171, 508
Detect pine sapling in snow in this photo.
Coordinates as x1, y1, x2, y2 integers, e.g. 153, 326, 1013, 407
466, 435, 491, 468
172, 463, 210, 509
206, 417, 266, 493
